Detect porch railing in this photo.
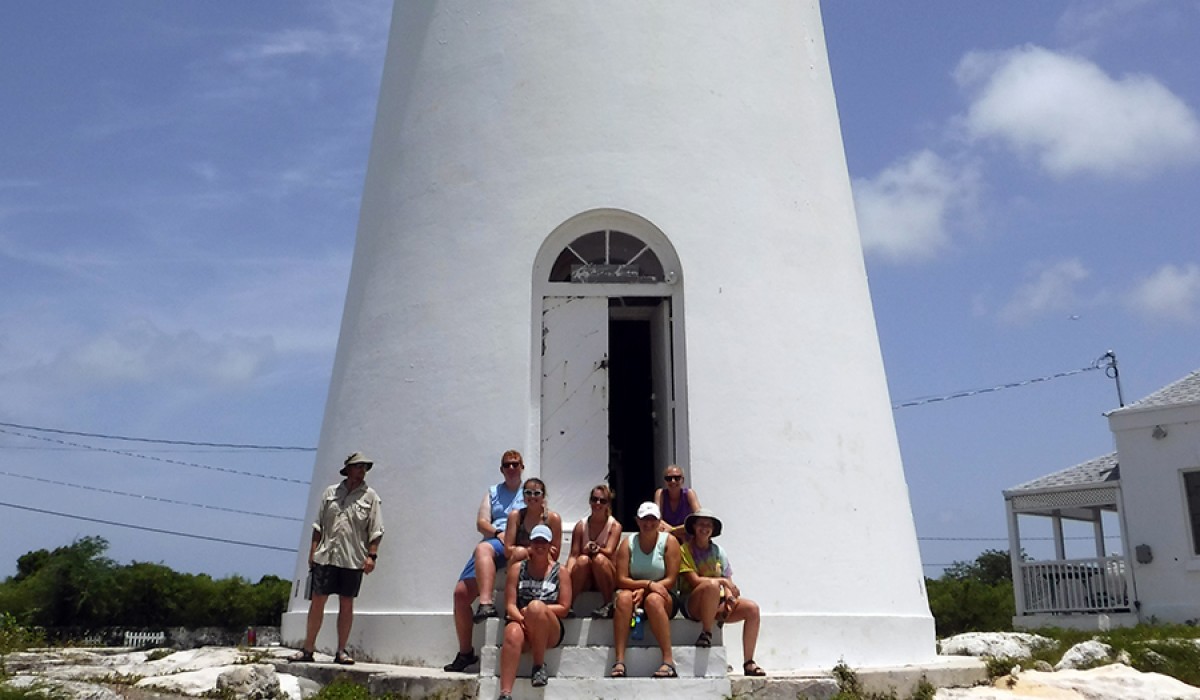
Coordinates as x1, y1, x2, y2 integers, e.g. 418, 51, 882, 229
1018, 556, 1130, 614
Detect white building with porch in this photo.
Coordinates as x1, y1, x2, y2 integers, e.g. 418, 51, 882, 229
1004, 368, 1200, 629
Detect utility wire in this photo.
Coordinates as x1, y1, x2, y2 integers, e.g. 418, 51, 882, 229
0, 470, 302, 522
0, 502, 294, 553
0, 420, 314, 451
892, 364, 1102, 409
0, 427, 309, 485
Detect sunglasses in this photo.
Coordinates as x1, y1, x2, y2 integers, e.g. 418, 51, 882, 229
523, 489, 544, 498
590, 496, 609, 505
502, 462, 522, 469
664, 475, 683, 482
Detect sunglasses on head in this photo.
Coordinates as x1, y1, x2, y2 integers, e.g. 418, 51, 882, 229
664, 474, 683, 482
523, 489, 544, 498
590, 496, 608, 505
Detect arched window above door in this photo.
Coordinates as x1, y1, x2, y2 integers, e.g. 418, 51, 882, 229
548, 229, 664, 283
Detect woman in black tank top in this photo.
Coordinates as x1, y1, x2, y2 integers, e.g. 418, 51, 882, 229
498, 524, 572, 699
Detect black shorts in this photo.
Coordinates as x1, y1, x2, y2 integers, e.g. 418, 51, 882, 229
310, 564, 364, 598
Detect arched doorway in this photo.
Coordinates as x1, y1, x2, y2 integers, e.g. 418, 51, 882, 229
532, 210, 686, 527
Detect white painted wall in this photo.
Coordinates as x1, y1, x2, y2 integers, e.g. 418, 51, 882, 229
1110, 402, 1200, 622
283, 0, 934, 669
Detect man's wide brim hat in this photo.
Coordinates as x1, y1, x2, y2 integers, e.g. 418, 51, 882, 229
340, 451, 374, 476
685, 508, 723, 537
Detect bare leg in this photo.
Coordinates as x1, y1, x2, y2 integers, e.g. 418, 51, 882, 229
569, 555, 594, 596
336, 595, 354, 652
592, 554, 616, 602
498, 620, 526, 695
474, 541, 498, 605
303, 594, 328, 652
523, 600, 560, 666
725, 598, 762, 665
686, 579, 721, 634
612, 589, 633, 667
452, 578, 480, 653
644, 590, 675, 668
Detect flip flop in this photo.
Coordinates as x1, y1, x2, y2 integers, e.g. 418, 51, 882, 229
610, 661, 626, 678
695, 630, 712, 648
652, 663, 678, 678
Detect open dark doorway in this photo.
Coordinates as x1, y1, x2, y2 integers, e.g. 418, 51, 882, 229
608, 300, 659, 528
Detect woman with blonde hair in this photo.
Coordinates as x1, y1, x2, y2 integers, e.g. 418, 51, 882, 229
565, 484, 622, 618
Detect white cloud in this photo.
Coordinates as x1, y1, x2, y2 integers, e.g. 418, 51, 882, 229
48, 319, 276, 387
999, 258, 1091, 323
955, 45, 1200, 178
224, 5, 391, 66
1056, 0, 1157, 47
1127, 263, 1200, 321
853, 150, 980, 263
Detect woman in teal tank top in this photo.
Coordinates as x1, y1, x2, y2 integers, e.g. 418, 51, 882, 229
610, 501, 681, 679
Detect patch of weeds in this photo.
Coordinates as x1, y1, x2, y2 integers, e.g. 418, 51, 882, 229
0, 615, 44, 657
311, 678, 370, 700
201, 686, 237, 700
983, 655, 1023, 680
235, 649, 272, 665
145, 648, 174, 662
0, 682, 68, 700
908, 676, 936, 700
90, 672, 144, 686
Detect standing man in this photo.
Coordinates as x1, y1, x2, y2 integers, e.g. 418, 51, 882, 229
291, 452, 384, 665
443, 449, 526, 672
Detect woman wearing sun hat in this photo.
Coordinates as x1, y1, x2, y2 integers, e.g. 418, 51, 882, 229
679, 507, 765, 677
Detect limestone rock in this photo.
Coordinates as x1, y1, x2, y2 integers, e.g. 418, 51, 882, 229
1, 676, 123, 700
217, 664, 280, 700
1054, 639, 1112, 670
939, 632, 1056, 659
278, 673, 322, 700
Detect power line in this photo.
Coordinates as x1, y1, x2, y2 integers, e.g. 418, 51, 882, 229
0, 420, 314, 452
0, 427, 309, 485
0, 470, 302, 522
892, 364, 1102, 409
0, 501, 294, 553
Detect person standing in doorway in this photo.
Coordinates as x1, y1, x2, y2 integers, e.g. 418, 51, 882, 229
444, 449, 527, 673
291, 452, 384, 665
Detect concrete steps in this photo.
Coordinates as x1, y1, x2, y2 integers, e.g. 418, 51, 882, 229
478, 675, 732, 699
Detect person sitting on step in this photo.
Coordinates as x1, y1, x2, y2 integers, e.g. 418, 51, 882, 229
565, 484, 622, 619
503, 477, 562, 565
497, 524, 572, 700
678, 508, 766, 677
654, 463, 700, 542
610, 501, 681, 679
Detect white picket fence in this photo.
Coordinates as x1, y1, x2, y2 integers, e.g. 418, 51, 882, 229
123, 630, 166, 648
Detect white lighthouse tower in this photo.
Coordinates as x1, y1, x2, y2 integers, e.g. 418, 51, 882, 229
284, 1, 936, 672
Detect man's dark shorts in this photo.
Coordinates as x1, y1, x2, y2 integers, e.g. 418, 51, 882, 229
311, 564, 364, 597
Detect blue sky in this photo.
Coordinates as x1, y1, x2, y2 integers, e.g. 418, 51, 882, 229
1, 2, 1198, 581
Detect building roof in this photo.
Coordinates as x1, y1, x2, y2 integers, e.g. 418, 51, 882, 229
1005, 452, 1119, 495
1110, 368, 1200, 413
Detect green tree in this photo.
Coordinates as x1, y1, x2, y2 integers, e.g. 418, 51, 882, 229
927, 549, 1017, 636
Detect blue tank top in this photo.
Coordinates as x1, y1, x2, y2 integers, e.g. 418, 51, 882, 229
629, 531, 669, 581
490, 483, 525, 531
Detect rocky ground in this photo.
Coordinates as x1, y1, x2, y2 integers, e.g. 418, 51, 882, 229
3, 634, 1200, 699
1, 646, 320, 700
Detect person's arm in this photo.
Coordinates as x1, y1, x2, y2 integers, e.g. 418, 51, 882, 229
653, 535, 681, 593
503, 510, 520, 558
599, 518, 622, 559
552, 563, 573, 619
653, 489, 670, 532
549, 512, 563, 561
476, 493, 498, 538
307, 528, 321, 568
504, 561, 523, 623
687, 488, 701, 512
363, 536, 381, 574
567, 519, 585, 561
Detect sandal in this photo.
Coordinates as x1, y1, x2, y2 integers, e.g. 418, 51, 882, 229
472, 602, 497, 623
443, 649, 479, 672
334, 650, 354, 665
591, 601, 615, 619
743, 659, 766, 677
287, 650, 314, 663
653, 663, 678, 678
695, 630, 712, 648
609, 661, 626, 678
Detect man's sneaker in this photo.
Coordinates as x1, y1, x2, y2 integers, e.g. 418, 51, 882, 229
472, 603, 497, 623
443, 649, 479, 673
531, 664, 549, 687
